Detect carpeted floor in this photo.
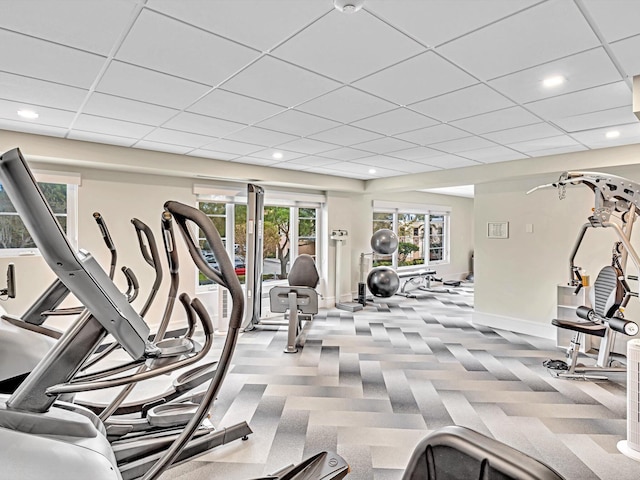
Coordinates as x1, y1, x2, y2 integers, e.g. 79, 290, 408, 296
161, 284, 639, 480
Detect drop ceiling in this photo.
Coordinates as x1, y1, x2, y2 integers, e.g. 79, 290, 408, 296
1, 0, 640, 181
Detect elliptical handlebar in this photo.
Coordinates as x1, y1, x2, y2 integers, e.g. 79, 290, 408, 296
93, 211, 117, 280
131, 217, 163, 318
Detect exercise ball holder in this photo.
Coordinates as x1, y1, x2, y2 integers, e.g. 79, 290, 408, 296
357, 229, 400, 306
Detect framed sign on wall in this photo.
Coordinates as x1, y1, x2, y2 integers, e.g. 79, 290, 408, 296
487, 221, 509, 239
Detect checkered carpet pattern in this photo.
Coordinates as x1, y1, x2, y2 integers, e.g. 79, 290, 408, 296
162, 285, 639, 480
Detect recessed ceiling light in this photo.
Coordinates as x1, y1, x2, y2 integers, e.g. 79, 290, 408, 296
17, 109, 39, 119
606, 130, 620, 139
334, 0, 364, 14
543, 76, 565, 88
368, 168, 376, 174
272, 152, 283, 160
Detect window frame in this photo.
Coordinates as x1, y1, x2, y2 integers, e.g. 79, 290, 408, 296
372, 204, 450, 269
0, 174, 79, 257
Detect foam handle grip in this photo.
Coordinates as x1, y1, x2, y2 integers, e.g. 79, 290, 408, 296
607, 317, 639, 336
575, 306, 594, 321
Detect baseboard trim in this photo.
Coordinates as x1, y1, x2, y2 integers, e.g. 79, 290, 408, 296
472, 311, 556, 340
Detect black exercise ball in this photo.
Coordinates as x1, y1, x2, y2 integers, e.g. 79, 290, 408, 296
367, 266, 400, 298
371, 228, 398, 255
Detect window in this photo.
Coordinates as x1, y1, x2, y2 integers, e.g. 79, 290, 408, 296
372, 203, 450, 269
0, 177, 78, 255
196, 196, 321, 287
197, 201, 246, 286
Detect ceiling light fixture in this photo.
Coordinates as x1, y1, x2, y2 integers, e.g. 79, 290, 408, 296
606, 130, 620, 139
272, 152, 284, 160
17, 109, 39, 119
368, 168, 376, 174
334, 0, 364, 14
542, 75, 565, 88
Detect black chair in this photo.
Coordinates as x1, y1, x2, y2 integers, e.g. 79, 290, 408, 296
269, 254, 319, 353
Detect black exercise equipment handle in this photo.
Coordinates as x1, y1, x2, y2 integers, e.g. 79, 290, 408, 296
131, 217, 163, 318
122, 266, 139, 303
161, 211, 179, 276
178, 292, 197, 339
93, 212, 117, 280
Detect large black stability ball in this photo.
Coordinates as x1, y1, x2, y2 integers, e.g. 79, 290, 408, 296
367, 266, 400, 298
371, 228, 398, 255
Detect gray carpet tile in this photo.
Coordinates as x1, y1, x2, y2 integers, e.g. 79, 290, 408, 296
158, 284, 640, 480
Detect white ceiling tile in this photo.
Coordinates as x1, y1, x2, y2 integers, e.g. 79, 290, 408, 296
0, 72, 88, 111
116, 9, 259, 85
582, 0, 640, 43
188, 149, 238, 161
353, 52, 476, 105
429, 136, 497, 154
97, 61, 211, 109
188, 89, 285, 125
418, 154, 479, 169
0, 119, 68, 138
84, 92, 179, 126
553, 106, 638, 133
134, 140, 193, 155
279, 156, 341, 168
305, 165, 371, 180
397, 124, 471, 145
366, 0, 536, 47
222, 56, 340, 107
410, 84, 514, 122
163, 111, 245, 137
457, 146, 528, 163
529, 144, 589, 157
507, 135, 582, 153
353, 156, 432, 173
67, 130, 137, 147
484, 123, 564, 144
0, 30, 106, 89
147, 0, 331, 51
610, 34, 640, 77
320, 161, 406, 177
488, 48, 623, 104
202, 139, 264, 156
319, 147, 374, 161
255, 110, 340, 137
569, 122, 640, 148
73, 114, 155, 138
250, 149, 304, 162
232, 157, 280, 167
0, 0, 138, 55
309, 125, 382, 146
352, 136, 417, 154
276, 138, 337, 155
272, 10, 424, 83
388, 146, 444, 161
525, 82, 631, 119
351, 108, 438, 135
297, 86, 395, 124
451, 106, 540, 134
143, 128, 217, 148
0, 99, 75, 128
226, 126, 298, 147
438, 0, 600, 80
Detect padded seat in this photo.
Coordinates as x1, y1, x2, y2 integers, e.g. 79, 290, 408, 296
551, 319, 606, 337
